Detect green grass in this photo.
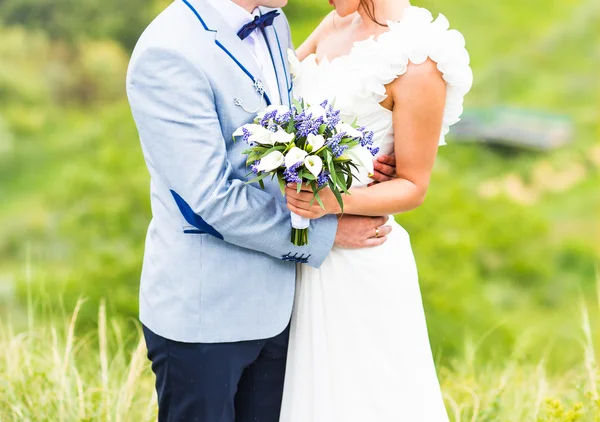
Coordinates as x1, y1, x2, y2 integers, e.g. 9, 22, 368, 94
0, 287, 598, 421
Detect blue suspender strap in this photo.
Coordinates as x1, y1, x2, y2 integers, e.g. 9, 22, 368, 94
272, 26, 292, 107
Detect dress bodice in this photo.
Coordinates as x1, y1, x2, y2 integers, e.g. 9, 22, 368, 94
288, 7, 473, 185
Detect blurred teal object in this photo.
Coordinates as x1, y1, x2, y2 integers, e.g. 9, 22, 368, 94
452, 107, 574, 151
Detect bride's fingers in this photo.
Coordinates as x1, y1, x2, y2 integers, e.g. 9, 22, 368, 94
285, 187, 314, 203
287, 182, 313, 192
287, 202, 319, 219
287, 196, 312, 210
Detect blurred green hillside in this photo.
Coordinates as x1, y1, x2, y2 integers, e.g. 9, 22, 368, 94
0, 0, 598, 367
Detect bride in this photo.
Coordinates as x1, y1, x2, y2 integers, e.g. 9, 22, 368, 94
280, 1, 472, 421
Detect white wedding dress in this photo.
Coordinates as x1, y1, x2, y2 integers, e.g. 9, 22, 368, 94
280, 7, 473, 422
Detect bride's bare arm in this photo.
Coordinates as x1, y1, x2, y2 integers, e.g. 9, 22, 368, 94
286, 60, 446, 218
296, 11, 336, 61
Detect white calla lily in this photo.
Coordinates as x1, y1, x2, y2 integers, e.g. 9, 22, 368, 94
347, 146, 374, 176
233, 124, 274, 145
304, 155, 323, 178
306, 133, 325, 152
256, 151, 284, 172
284, 147, 309, 168
250, 126, 275, 145
232, 123, 262, 138
270, 129, 295, 145
336, 123, 364, 139
305, 105, 327, 121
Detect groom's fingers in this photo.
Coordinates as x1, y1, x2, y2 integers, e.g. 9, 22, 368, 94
371, 155, 397, 183
378, 154, 396, 165
364, 236, 388, 247
372, 216, 389, 227
371, 163, 395, 182
374, 225, 393, 238
362, 218, 390, 247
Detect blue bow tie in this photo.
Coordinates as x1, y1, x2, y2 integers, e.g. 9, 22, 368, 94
237, 10, 280, 40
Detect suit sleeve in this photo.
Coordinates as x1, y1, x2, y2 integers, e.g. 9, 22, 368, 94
126, 47, 337, 268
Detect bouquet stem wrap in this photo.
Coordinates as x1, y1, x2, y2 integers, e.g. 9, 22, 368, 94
291, 212, 310, 246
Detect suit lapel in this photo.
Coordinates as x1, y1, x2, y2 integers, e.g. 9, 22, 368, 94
182, 0, 273, 106
214, 21, 276, 104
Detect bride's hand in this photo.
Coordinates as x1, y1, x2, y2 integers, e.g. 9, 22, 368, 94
285, 183, 342, 219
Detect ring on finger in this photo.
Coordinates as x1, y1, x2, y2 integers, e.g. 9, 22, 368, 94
375, 227, 380, 238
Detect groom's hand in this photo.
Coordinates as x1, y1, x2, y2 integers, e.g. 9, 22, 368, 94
370, 155, 397, 184
334, 215, 391, 248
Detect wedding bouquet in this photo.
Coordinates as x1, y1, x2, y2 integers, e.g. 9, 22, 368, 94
233, 99, 379, 246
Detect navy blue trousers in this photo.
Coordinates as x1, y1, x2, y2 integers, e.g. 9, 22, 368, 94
143, 325, 290, 422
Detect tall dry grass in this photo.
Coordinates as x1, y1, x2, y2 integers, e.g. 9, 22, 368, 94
440, 278, 600, 421
0, 282, 598, 421
0, 299, 156, 421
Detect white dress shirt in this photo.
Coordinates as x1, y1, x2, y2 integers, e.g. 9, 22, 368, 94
207, 0, 281, 105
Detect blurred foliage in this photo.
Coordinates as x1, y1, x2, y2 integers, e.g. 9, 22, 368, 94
0, 0, 153, 50
0, 0, 598, 365
0, 26, 128, 106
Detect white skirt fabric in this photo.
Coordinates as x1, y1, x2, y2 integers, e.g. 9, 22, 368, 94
280, 218, 449, 422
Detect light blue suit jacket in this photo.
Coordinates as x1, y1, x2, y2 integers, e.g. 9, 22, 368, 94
126, 0, 337, 343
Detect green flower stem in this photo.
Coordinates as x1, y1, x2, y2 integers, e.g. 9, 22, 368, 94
291, 228, 309, 246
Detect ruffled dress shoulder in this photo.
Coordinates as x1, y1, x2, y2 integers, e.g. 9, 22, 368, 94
289, 6, 473, 146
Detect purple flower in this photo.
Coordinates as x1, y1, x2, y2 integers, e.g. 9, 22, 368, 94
353, 126, 377, 156
326, 106, 341, 129
326, 131, 345, 147
333, 144, 348, 158
260, 109, 278, 127
283, 161, 303, 183
275, 111, 293, 125
324, 131, 349, 158
295, 112, 324, 138
325, 131, 348, 157
250, 161, 260, 173
241, 127, 253, 144
317, 170, 330, 187
369, 146, 380, 156
359, 127, 375, 147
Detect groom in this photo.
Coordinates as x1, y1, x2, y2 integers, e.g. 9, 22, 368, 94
126, 0, 396, 420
